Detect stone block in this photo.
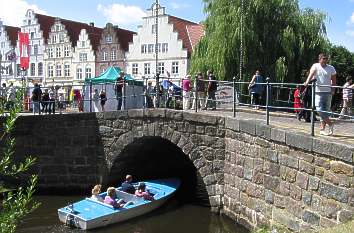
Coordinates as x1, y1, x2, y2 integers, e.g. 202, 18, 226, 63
244, 169, 253, 181
290, 185, 302, 201
183, 112, 218, 125
279, 181, 290, 196
103, 111, 128, 120
302, 190, 312, 206
286, 197, 303, 219
239, 119, 256, 135
314, 157, 331, 169
313, 138, 353, 163
285, 132, 313, 151
319, 182, 349, 203
303, 210, 320, 226
311, 194, 322, 212
279, 153, 299, 169
273, 208, 300, 232
330, 161, 354, 176
264, 189, 274, 204
245, 183, 264, 198
196, 125, 205, 134
205, 126, 217, 136
127, 109, 144, 118
264, 161, 280, 177
320, 217, 337, 228
264, 175, 280, 193
321, 198, 341, 219
265, 149, 278, 163
338, 210, 354, 222
324, 171, 350, 188
274, 194, 286, 208
270, 128, 286, 143
299, 160, 315, 175
225, 117, 239, 131
296, 172, 309, 190
285, 168, 297, 183
256, 123, 271, 140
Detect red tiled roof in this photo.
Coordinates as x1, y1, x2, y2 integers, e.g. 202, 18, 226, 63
4, 25, 20, 47
168, 16, 204, 56
186, 24, 204, 50
115, 27, 136, 52
36, 14, 103, 51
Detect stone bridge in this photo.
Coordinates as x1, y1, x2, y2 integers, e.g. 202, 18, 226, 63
9, 109, 354, 232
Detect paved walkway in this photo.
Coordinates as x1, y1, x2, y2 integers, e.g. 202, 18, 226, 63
193, 107, 354, 145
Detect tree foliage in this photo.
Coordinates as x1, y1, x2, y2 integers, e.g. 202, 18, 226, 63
0, 87, 39, 233
191, 0, 331, 83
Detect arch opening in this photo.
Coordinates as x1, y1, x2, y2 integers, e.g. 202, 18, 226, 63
108, 136, 210, 206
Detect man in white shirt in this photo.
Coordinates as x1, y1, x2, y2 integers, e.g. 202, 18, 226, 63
304, 53, 336, 136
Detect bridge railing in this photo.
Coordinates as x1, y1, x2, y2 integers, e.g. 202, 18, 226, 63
1, 78, 352, 137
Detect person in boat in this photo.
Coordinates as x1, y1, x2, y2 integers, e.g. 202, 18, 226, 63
135, 182, 154, 201
104, 187, 124, 208
121, 174, 135, 194
91, 184, 104, 202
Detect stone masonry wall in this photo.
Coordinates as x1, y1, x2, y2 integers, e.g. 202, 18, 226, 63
4, 109, 354, 232
223, 117, 354, 232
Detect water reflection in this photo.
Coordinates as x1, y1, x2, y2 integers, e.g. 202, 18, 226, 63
17, 196, 248, 233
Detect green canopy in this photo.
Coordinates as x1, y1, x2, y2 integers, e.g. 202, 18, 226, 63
85, 66, 143, 86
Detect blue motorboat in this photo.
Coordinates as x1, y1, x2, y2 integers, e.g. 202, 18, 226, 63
58, 178, 180, 230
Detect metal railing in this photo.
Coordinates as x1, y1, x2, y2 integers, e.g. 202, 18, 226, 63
1, 78, 352, 137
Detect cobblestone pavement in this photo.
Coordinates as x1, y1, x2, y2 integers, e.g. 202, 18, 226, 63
192, 107, 354, 145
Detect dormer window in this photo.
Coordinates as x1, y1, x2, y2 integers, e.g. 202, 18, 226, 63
106, 35, 112, 43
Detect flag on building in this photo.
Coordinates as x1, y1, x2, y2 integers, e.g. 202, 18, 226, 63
18, 32, 29, 70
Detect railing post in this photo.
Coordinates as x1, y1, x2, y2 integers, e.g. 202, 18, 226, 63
89, 81, 92, 113
266, 77, 270, 125
233, 76, 236, 118
194, 77, 198, 113
311, 80, 317, 136
123, 79, 126, 110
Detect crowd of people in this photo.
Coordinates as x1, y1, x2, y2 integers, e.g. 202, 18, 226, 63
90, 175, 154, 209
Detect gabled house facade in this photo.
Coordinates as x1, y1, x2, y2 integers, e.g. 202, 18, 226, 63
95, 23, 135, 76
0, 20, 20, 84
125, 4, 204, 80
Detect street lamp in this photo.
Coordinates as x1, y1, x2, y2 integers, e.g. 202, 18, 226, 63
152, 0, 160, 107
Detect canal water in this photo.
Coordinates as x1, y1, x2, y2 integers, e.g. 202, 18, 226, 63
17, 196, 248, 233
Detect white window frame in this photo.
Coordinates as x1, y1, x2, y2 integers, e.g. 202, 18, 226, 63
144, 63, 150, 75
111, 50, 117, 60
85, 67, 92, 79
162, 43, 168, 53
64, 64, 70, 77
64, 46, 70, 57
56, 64, 62, 77
49, 48, 53, 58
102, 51, 108, 61
48, 64, 54, 77
77, 67, 82, 79
132, 63, 138, 75
148, 44, 154, 53
141, 44, 147, 54
38, 62, 43, 76
172, 61, 179, 74
56, 47, 61, 58
30, 63, 35, 76
79, 53, 87, 62
33, 44, 38, 55
157, 62, 165, 74
106, 35, 112, 43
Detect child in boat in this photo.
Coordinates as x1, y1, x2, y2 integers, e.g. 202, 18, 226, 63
91, 184, 104, 202
104, 187, 124, 208
135, 182, 154, 201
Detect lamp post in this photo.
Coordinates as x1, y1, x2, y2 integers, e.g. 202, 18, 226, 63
153, 0, 160, 107
239, 0, 245, 82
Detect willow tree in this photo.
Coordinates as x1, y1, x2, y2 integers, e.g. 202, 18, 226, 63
191, 0, 329, 83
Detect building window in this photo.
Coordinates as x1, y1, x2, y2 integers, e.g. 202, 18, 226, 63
48, 64, 54, 77
52, 35, 57, 43
30, 32, 34, 39
156, 43, 161, 53
141, 44, 147, 54
59, 34, 64, 42
77, 68, 82, 79
56, 47, 61, 58
64, 64, 70, 77
33, 44, 38, 55
79, 53, 87, 62
144, 63, 150, 75
148, 44, 154, 53
81, 41, 85, 47
38, 62, 43, 76
111, 50, 117, 60
85, 67, 92, 79
56, 64, 62, 77
132, 63, 138, 75
30, 63, 35, 76
64, 46, 70, 57
56, 25, 60, 31
152, 24, 157, 34
162, 43, 168, 53
106, 35, 112, 43
48, 48, 53, 58
157, 62, 164, 74
0, 42, 5, 48
102, 51, 108, 61
28, 20, 31, 25
172, 62, 179, 74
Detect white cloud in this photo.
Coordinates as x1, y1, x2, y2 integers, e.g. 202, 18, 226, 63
346, 30, 354, 37
0, 0, 46, 26
350, 12, 354, 24
170, 2, 191, 10
97, 4, 146, 26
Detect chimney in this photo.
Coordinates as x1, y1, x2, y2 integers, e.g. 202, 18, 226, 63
89, 22, 94, 27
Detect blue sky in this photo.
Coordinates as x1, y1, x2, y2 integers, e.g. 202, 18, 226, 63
0, 0, 353, 51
